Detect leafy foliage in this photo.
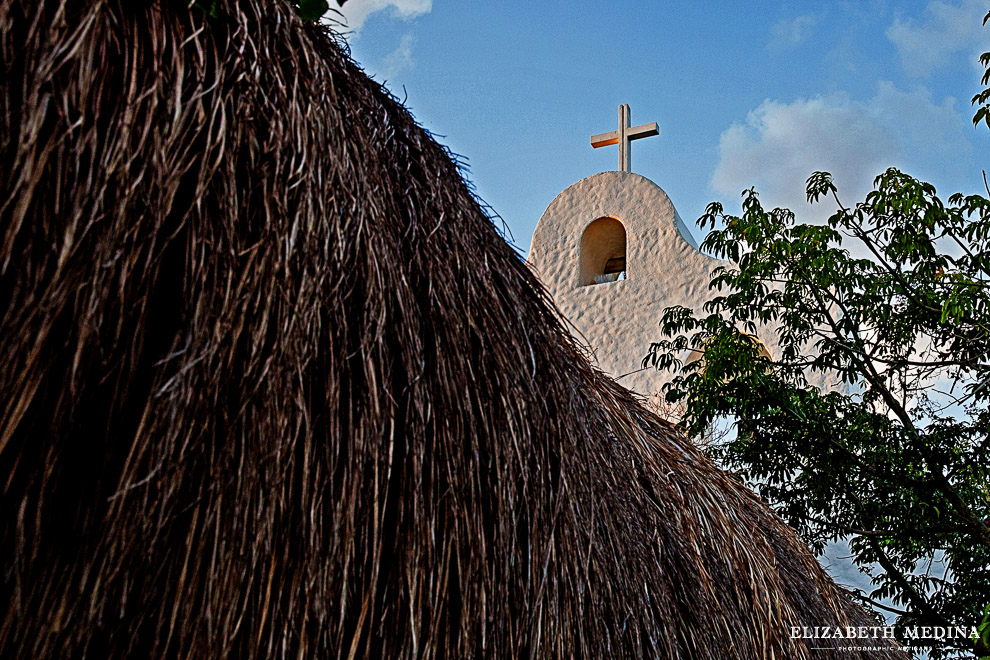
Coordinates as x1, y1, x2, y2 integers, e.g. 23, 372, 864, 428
972, 11, 990, 129
647, 17, 990, 659
297, 0, 330, 22
977, 605, 990, 660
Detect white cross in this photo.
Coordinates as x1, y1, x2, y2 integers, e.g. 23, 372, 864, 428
590, 104, 659, 173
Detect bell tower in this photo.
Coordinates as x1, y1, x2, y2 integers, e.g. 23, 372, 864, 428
527, 105, 718, 397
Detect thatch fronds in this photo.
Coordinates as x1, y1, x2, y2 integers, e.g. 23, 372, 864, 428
0, 1, 907, 658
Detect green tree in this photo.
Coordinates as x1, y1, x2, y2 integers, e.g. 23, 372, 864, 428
647, 13, 990, 660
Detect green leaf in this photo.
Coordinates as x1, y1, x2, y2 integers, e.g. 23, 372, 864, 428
297, 0, 329, 21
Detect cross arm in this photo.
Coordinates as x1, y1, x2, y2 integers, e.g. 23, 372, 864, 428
627, 122, 659, 140
590, 131, 619, 148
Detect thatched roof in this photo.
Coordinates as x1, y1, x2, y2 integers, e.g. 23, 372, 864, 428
0, 2, 908, 658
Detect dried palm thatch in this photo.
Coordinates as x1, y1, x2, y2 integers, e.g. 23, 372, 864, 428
0, 1, 909, 658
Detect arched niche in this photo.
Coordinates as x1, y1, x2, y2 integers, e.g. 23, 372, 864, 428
580, 216, 627, 286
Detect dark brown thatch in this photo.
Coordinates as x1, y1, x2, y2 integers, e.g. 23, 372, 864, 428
0, 2, 908, 658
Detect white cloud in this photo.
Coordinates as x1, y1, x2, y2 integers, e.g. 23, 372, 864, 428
769, 14, 818, 48
886, 0, 990, 77
711, 95, 897, 219
331, 0, 432, 32
380, 33, 416, 78
710, 83, 970, 221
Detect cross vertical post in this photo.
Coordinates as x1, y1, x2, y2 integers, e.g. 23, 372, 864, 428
618, 104, 630, 173
590, 104, 659, 173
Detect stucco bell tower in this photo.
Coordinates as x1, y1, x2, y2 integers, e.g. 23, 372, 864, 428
528, 170, 719, 397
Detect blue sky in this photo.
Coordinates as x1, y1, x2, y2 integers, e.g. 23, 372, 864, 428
329, 0, 990, 255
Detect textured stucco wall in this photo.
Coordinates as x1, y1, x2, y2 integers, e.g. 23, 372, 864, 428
528, 172, 721, 397
528, 171, 841, 399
